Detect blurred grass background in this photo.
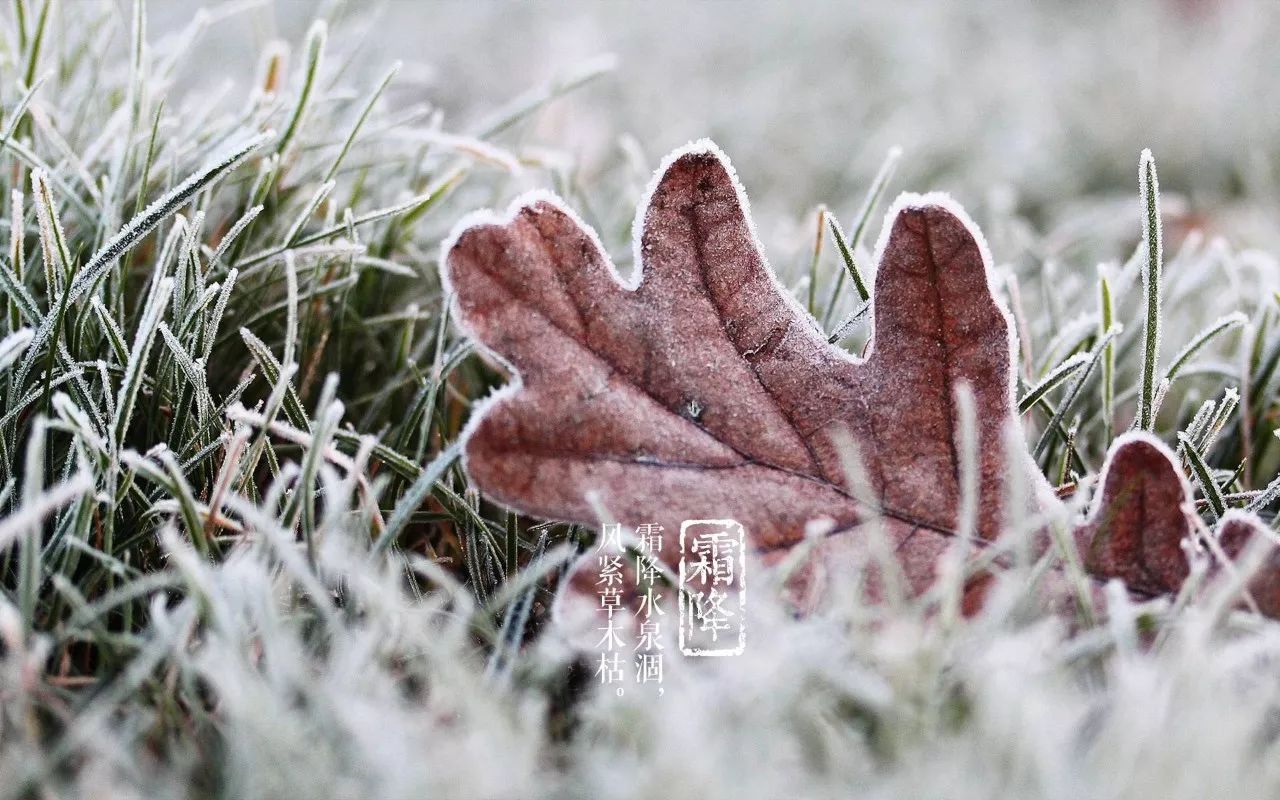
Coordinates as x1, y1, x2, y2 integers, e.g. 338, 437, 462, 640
159, 0, 1280, 248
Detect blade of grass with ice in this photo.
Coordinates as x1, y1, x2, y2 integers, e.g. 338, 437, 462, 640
1136, 149, 1163, 431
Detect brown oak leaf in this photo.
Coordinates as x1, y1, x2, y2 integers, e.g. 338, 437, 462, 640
442, 139, 1278, 621
443, 140, 1053, 603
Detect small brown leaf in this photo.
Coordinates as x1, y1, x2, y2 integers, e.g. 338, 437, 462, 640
1076, 435, 1280, 619
1073, 434, 1192, 597
1215, 510, 1280, 616
443, 141, 1050, 599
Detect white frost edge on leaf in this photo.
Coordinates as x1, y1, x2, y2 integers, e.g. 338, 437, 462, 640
1217, 508, 1271, 536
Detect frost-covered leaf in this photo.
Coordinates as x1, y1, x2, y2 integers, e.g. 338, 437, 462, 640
1215, 511, 1280, 617
444, 141, 1048, 600
445, 141, 1280, 622
1073, 434, 1192, 598
1073, 433, 1280, 619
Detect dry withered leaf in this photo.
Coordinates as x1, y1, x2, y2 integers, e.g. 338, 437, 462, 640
1073, 434, 1192, 598
443, 140, 1049, 599
1075, 436, 1280, 618
1213, 511, 1280, 616
443, 139, 1279, 621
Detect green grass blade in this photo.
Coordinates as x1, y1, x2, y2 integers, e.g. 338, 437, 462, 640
1179, 432, 1225, 521
1018, 352, 1090, 414
1136, 149, 1163, 431
111, 277, 172, 447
